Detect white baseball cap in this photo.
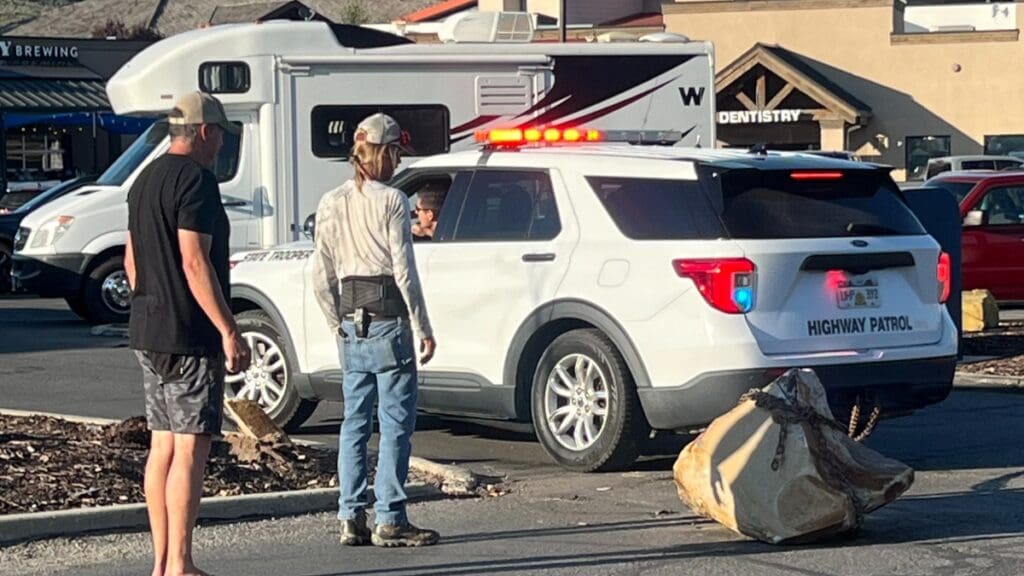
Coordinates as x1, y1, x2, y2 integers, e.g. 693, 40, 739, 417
355, 113, 415, 154
167, 91, 240, 135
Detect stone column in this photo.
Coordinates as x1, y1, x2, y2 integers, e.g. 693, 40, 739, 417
819, 119, 847, 152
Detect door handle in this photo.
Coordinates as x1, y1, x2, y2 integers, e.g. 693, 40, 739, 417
522, 253, 556, 262
222, 199, 249, 207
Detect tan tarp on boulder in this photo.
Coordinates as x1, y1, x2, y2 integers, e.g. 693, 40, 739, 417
673, 368, 914, 544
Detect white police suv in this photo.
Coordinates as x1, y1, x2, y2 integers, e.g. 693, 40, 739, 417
228, 127, 957, 471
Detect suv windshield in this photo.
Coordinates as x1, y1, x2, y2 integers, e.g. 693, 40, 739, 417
96, 120, 167, 187
714, 169, 926, 239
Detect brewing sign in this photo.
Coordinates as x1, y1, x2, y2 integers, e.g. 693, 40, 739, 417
0, 39, 80, 66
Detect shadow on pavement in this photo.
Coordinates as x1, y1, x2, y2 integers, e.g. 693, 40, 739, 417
297, 488, 1024, 576
0, 300, 117, 355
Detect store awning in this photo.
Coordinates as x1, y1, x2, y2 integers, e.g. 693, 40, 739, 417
0, 78, 109, 112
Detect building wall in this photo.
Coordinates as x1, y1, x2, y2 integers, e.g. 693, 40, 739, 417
664, 0, 1024, 179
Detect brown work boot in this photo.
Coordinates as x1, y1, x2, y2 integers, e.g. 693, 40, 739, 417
371, 522, 440, 547
339, 512, 371, 546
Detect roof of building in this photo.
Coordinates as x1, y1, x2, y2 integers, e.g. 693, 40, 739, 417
601, 12, 663, 28
402, 0, 475, 23
0, 77, 109, 110
7, 0, 440, 38
760, 44, 872, 113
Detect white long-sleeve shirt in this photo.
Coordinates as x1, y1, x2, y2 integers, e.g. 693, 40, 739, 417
312, 179, 432, 340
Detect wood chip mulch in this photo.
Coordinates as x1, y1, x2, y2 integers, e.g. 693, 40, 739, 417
959, 325, 1024, 377
0, 414, 405, 516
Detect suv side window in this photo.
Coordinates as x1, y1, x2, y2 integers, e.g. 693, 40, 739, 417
961, 160, 995, 171
995, 160, 1023, 170
451, 170, 560, 241
977, 186, 1024, 225
586, 176, 723, 240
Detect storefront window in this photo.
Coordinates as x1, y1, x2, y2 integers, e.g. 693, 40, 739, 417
905, 135, 951, 181
984, 135, 1024, 160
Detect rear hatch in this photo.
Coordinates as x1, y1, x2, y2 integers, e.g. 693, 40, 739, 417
710, 167, 946, 355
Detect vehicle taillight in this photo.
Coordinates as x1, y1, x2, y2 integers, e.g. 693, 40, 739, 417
673, 258, 756, 314
790, 171, 844, 181
937, 251, 951, 303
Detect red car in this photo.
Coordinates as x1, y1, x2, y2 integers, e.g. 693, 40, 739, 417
925, 171, 1024, 302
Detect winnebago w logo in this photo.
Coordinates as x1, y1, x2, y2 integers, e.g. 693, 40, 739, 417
679, 87, 705, 106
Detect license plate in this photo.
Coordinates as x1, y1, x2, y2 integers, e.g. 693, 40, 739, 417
836, 279, 881, 309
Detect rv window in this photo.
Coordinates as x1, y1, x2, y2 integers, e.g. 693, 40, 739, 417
311, 105, 450, 158
200, 62, 250, 94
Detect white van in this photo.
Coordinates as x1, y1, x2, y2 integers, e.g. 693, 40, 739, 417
12, 18, 715, 323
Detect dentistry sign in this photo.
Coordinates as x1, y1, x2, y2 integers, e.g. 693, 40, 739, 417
717, 109, 804, 124
0, 38, 80, 66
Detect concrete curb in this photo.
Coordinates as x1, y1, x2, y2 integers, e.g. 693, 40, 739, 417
0, 409, 463, 546
0, 484, 440, 546
954, 371, 1024, 390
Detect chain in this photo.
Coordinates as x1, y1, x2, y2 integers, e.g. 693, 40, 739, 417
739, 387, 869, 521
851, 405, 881, 443
846, 396, 882, 442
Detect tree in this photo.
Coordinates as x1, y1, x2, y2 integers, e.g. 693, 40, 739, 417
91, 19, 163, 40
339, 0, 369, 25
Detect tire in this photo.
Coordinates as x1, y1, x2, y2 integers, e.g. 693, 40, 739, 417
81, 255, 131, 325
65, 296, 89, 319
0, 242, 11, 295
228, 310, 317, 431
531, 328, 645, 472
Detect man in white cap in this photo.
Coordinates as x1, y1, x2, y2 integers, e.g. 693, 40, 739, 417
313, 113, 439, 547
125, 91, 250, 576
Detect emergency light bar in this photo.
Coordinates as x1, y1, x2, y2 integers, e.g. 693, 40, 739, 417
474, 127, 687, 148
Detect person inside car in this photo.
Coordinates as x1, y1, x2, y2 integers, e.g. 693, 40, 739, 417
411, 181, 449, 241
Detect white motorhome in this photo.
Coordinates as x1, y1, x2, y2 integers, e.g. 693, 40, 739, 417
11, 18, 715, 323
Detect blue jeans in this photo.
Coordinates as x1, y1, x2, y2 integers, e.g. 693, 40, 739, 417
337, 317, 417, 526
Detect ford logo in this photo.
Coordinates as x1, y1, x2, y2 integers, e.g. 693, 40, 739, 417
851, 240, 869, 247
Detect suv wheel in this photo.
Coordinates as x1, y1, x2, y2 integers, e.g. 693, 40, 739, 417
82, 256, 131, 325
228, 310, 317, 431
65, 296, 89, 319
531, 328, 643, 472
0, 242, 11, 295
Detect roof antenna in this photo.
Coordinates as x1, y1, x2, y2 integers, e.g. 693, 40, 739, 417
694, 134, 702, 149
749, 142, 769, 156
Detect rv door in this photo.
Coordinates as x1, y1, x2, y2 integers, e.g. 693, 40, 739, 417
216, 114, 261, 252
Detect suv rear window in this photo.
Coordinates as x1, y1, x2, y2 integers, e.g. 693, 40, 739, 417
714, 169, 926, 239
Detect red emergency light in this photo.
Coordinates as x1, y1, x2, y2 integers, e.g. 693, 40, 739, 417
475, 127, 603, 147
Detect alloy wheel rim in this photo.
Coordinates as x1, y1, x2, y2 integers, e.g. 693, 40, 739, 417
543, 353, 609, 451
225, 331, 288, 413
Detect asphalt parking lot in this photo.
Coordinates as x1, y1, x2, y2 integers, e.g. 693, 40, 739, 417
2, 296, 1024, 575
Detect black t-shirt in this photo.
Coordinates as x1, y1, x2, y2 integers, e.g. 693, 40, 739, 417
127, 154, 229, 356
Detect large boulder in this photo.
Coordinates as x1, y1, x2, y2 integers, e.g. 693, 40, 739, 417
962, 289, 999, 333
673, 368, 914, 544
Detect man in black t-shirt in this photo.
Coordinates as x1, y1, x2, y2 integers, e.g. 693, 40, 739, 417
125, 91, 249, 576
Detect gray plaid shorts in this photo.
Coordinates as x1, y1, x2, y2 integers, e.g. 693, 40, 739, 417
135, 350, 225, 435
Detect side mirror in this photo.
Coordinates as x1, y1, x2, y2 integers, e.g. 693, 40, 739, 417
963, 210, 984, 227
303, 213, 316, 240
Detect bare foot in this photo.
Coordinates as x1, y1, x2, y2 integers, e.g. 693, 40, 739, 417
152, 567, 164, 576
